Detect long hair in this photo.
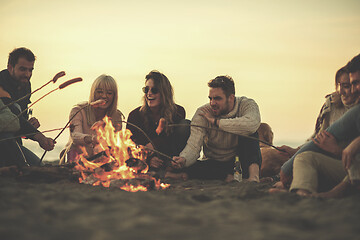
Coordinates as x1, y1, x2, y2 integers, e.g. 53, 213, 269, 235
88, 74, 119, 124
332, 66, 348, 107
140, 70, 177, 134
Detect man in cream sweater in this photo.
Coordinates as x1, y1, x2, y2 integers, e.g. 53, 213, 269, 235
173, 75, 262, 182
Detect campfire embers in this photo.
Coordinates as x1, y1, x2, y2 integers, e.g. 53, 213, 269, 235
74, 116, 169, 192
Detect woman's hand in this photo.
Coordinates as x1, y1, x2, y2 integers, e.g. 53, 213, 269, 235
90, 120, 105, 130
312, 131, 342, 157
149, 156, 164, 168
84, 135, 98, 145
342, 136, 360, 170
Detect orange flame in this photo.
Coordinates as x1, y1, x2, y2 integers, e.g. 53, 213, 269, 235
74, 116, 170, 192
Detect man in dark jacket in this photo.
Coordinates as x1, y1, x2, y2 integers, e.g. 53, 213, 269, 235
0, 47, 55, 167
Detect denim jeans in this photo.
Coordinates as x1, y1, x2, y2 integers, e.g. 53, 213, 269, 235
281, 103, 360, 177
185, 131, 262, 180
0, 133, 41, 167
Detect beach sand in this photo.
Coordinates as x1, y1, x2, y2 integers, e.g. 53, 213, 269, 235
1, 164, 360, 240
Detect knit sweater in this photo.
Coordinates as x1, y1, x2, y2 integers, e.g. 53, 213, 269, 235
65, 102, 123, 157
180, 96, 261, 167
310, 92, 356, 140
0, 99, 20, 132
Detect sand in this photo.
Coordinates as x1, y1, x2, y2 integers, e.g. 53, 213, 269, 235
1, 164, 360, 240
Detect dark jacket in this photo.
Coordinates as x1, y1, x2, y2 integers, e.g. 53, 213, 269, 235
126, 105, 186, 158
0, 69, 38, 142
0, 69, 31, 120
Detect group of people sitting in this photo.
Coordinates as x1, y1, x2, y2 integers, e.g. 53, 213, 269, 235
0, 47, 359, 198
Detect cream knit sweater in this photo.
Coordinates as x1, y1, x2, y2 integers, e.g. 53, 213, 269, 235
180, 96, 261, 167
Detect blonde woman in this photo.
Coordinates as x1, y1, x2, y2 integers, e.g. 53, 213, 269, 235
64, 74, 123, 162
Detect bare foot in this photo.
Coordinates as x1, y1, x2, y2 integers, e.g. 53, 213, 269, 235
272, 181, 285, 189
269, 188, 288, 193
260, 177, 274, 183
269, 181, 287, 193
225, 174, 234, 183
314, 181, 350, 198
165, 172, 188, 181
247, 175, 260, 183
295, 189, 311, 197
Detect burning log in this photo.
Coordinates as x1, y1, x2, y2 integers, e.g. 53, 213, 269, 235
109, 177, 156, 190
72, 116, 170, 192
85, 150, 109, 162
125, 158, 148, 173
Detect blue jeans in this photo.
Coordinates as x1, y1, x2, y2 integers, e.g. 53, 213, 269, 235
185, 132, 262, 180
0, 133, 41, 167
281, 103, 360, 176
20, 145, 41, 166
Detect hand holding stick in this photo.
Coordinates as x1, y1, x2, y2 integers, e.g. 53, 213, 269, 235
39, 99, 105, 163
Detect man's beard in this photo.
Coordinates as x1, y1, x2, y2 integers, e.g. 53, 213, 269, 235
355, 92, 360, 104
10, 70, 30, 88
19, 81, 30, 89
218, 98, 231, 116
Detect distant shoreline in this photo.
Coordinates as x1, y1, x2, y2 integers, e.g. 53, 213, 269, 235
23, 139, 304, 162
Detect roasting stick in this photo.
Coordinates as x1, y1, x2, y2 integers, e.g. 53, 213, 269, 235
16, 78, 83, 120
166, 123, 286, 152
142, 145, 176, 163
2, 77, 83, 133
0, 127, 70, 143
0, 71, 65, 112
121, 121, 156, 151
2, 77, 83, 164
39, 98, 105, 163
1, 77, 83, 147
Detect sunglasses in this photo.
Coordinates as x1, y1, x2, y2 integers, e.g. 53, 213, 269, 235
142, 86, 159, 94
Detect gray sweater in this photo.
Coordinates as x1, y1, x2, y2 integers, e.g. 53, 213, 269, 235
0, 99, 20, 132
180, 96, 261, 167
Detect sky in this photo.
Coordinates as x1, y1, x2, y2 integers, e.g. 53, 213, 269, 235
1, 0, 360, 160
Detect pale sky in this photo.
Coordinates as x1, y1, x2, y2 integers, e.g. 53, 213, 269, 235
1, 0, 360, 160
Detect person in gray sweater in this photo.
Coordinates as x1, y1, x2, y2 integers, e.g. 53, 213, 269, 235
172, 75, 262, 182
0, 99, 23, 167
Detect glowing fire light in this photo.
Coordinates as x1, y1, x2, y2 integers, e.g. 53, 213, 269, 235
74, 116, 170, 192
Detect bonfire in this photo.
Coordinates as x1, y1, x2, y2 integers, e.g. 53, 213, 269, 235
73, 116, 169, 192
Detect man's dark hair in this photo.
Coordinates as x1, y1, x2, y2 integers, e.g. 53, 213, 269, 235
208, 75, 235, 97
345, 54, 360, 74
8, 47, 36, 67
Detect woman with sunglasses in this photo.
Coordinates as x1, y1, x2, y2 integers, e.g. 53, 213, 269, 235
62, 74, 124, 163
127, 70, 189, 178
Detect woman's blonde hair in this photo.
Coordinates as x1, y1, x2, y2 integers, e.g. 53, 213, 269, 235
88, 74, 118, 123
140, 70, 177, 134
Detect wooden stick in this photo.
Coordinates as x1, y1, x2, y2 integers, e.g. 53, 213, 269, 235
0, 71, 65, 112
167, 123, 286, 152
0, 127, 69, 143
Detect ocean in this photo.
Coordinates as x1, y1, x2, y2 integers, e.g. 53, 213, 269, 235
24, 139, 303, 163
